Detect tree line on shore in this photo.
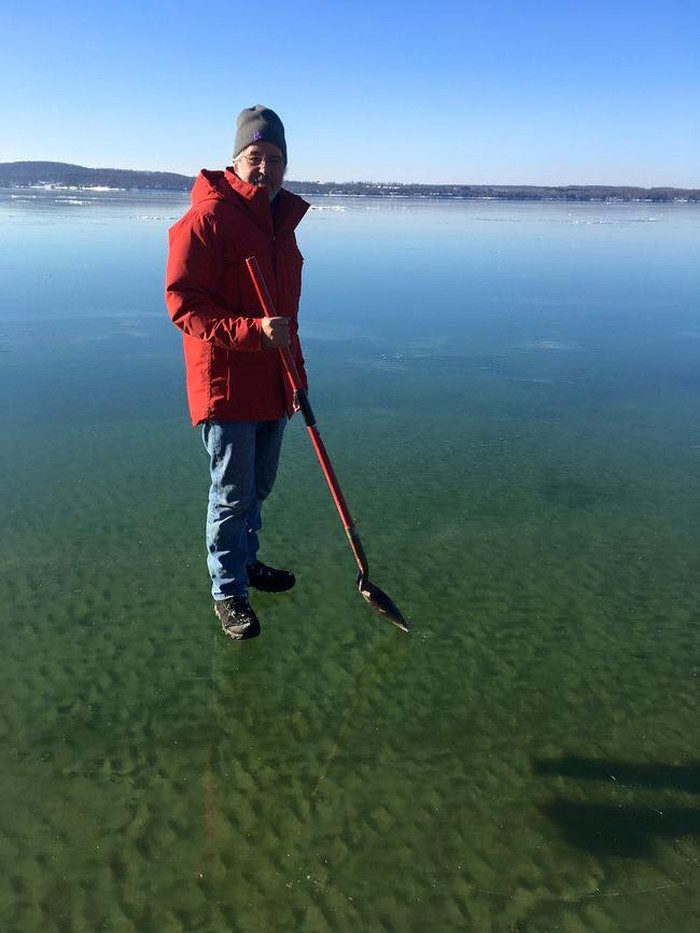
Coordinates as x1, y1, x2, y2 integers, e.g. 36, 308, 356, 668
1, 161, 697, 202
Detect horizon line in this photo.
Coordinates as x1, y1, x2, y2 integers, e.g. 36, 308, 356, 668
0, 160, 698, 192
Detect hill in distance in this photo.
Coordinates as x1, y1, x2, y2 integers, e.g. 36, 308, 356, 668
0, 161, 194, 191
0, 161, 697, 202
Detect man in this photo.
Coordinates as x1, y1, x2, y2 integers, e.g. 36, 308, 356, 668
165, 105, 310, 641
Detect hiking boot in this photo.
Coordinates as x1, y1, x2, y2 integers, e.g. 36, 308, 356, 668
246, 560, 295, 593
213, 596, 261, 640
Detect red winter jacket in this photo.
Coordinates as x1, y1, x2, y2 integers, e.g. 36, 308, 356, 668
165, 168, 310, 425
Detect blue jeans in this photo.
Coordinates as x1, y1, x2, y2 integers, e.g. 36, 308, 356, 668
202, 419, 287, 599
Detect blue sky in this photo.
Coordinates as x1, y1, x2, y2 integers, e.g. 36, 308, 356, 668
1, 0, 698, 186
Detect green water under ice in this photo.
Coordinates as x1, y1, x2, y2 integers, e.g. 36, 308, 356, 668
1, 191, 699, 932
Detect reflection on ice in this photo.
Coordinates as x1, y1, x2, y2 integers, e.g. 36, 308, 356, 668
521, 339, 581, 351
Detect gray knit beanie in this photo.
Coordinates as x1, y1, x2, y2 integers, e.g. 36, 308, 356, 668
233, 105, 287, 162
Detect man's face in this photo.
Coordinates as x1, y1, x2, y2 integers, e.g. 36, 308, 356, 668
234, 141, 286, 200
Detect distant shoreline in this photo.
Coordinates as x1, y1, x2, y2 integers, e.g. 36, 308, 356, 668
1, 161, 698, 203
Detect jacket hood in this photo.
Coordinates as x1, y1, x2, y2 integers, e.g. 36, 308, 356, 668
189, 168, 309, 232
190, 168, 254, 207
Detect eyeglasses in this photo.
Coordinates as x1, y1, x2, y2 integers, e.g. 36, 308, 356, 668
239, 153, 285, 169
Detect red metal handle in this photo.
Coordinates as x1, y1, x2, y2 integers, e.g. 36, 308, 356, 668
245, 256, 360, 544
245, 256, 303, 393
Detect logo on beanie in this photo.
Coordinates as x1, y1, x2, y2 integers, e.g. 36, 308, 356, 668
253, 131, 263, 141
